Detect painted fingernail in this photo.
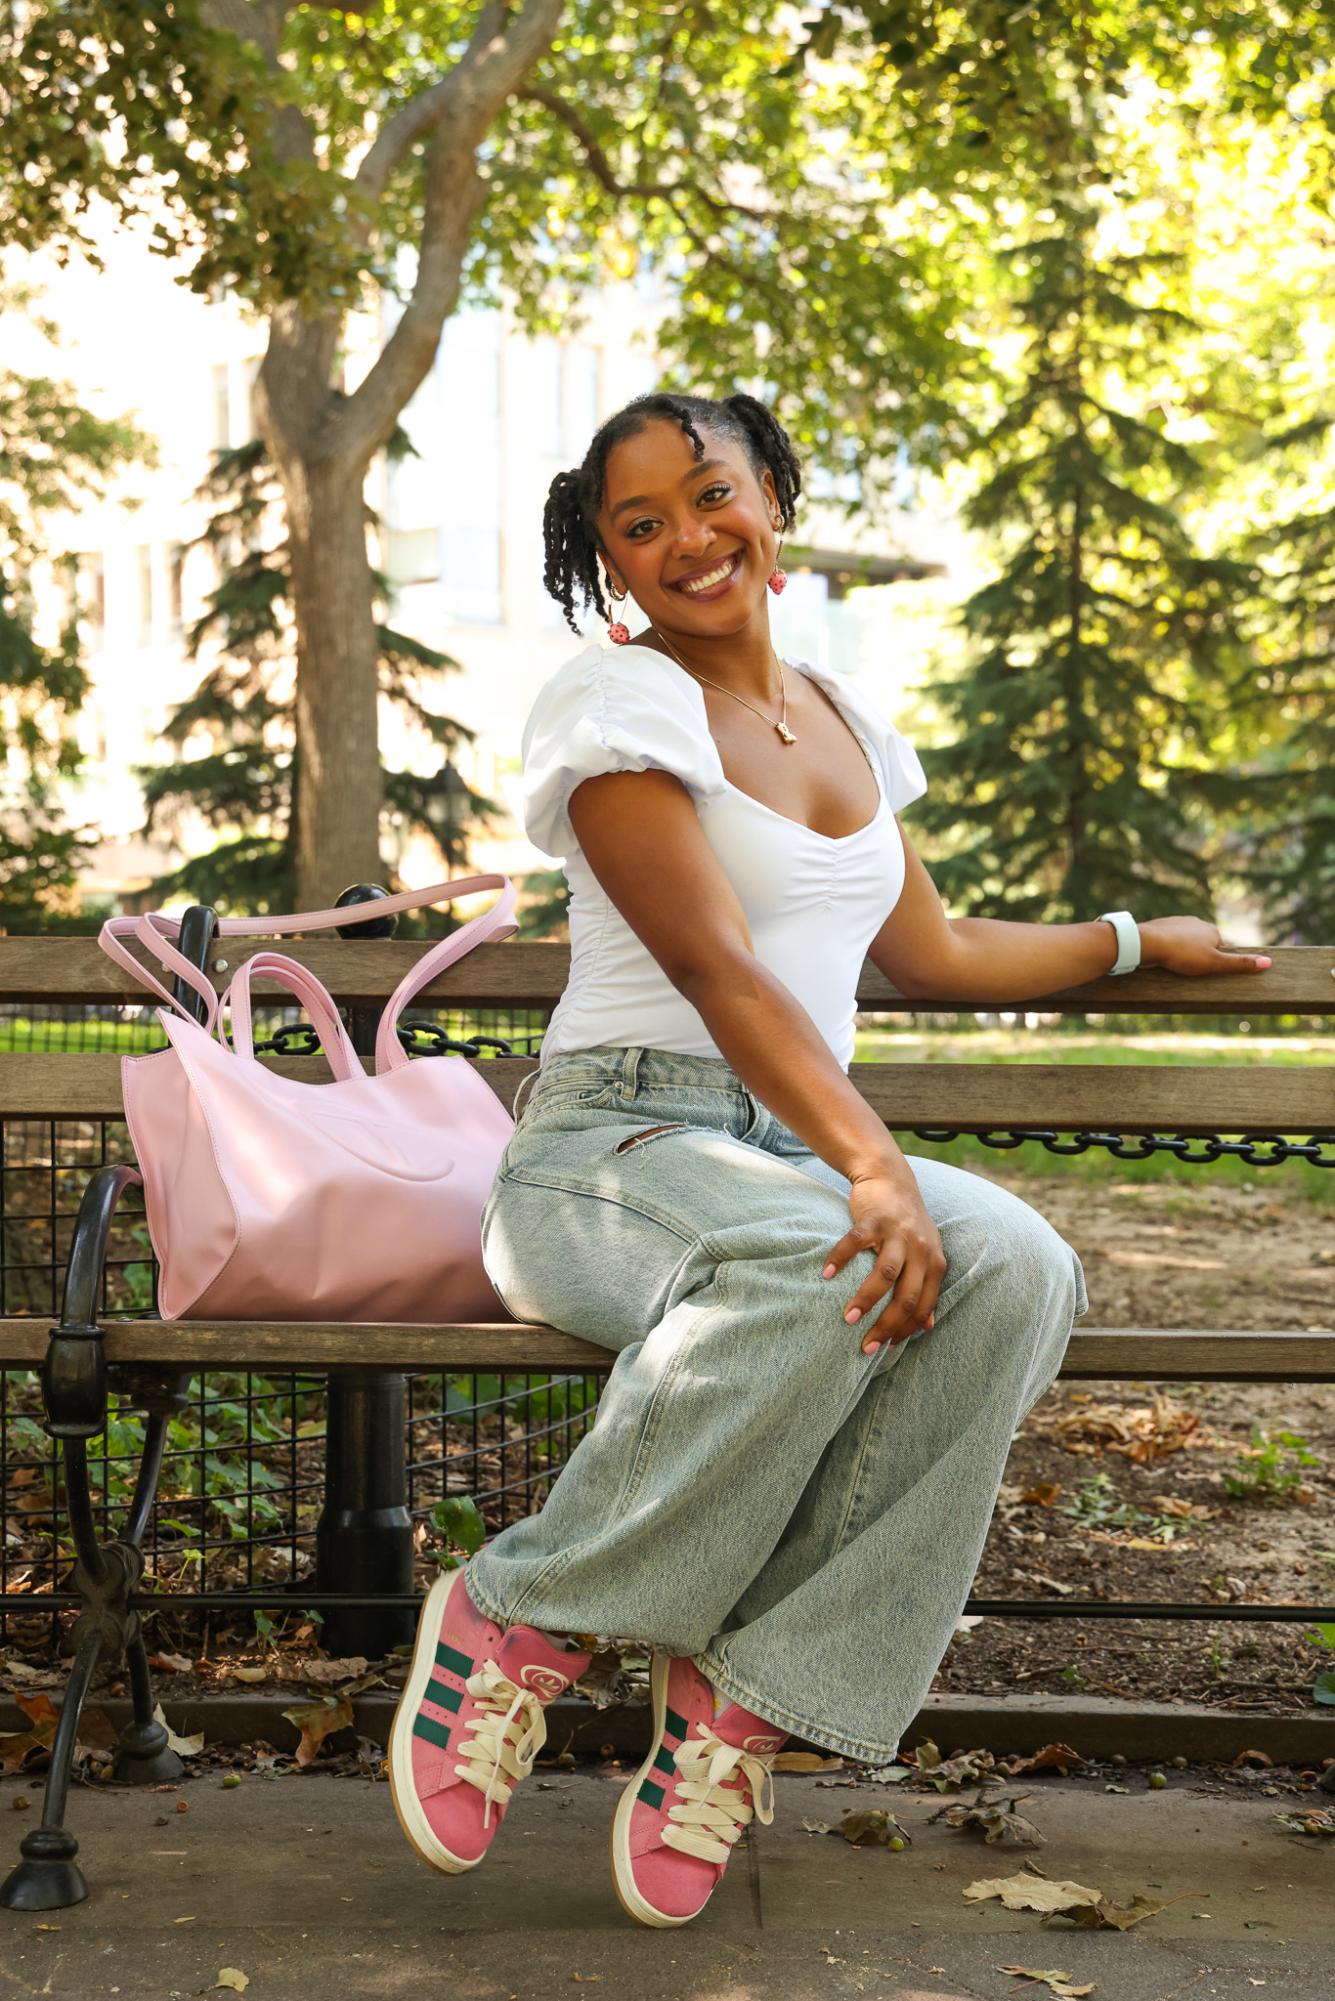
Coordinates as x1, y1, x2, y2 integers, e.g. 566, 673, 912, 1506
862, 1340, 879, 1355
822, 1263, 837, 1279
845, 1307, 862, 1324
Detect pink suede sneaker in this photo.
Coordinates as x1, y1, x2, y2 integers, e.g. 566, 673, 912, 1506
389, 1566, 590, 1874
610, 1653, 788, 1927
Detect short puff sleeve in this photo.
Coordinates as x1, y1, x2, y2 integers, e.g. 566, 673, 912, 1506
520, 643, 727, 860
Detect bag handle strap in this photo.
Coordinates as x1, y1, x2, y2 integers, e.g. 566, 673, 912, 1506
98, 875, 515, 1030
376, 877, 519, 1073
219, 953, 366, 1082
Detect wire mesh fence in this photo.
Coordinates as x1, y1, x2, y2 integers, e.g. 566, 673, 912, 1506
0, 996, 598, 1656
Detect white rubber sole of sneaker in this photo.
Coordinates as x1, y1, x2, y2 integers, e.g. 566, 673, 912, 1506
609, 1653, 707, 1929
387, 1568, 481, 1875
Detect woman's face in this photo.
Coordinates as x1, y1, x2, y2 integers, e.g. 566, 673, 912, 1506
594, 418, 782, 638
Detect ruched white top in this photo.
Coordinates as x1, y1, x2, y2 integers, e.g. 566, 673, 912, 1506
521, 641, 927, 1069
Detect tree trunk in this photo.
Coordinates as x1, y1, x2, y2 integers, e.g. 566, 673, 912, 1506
286, 459, 384, 907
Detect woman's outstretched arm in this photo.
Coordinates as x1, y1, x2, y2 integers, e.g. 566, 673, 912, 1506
870, 826, 1272, 1003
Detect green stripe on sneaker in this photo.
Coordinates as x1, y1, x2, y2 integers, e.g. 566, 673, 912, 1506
433, 1681, 464, 1714
652, 1745, 675, 1776
412, 1712, 450, 1750
435, 1640, 472, 1679
663, 1705, 688, 1740
638, 1779, 665, 1810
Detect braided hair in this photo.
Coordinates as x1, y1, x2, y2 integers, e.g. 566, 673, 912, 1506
542, 390, 802, 635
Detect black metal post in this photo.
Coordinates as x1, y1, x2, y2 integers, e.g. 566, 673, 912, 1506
314, 885, 416, 1657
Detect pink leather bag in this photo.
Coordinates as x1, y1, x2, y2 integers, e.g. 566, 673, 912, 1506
98, 877, 519, 1324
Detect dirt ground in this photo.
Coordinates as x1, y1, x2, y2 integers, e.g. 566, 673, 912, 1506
937, 1166, 1335, 1717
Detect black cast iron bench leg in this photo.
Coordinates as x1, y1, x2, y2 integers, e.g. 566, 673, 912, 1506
2, 1166, 188, 1912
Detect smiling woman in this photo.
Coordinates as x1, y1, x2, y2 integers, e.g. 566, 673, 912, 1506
387, 387, 1270, 1933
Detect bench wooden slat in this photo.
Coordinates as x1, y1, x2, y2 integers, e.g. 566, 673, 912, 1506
3, 1051, 1329, 1135
2, 936, 1332, 1013
0, 1320, 1332, 1380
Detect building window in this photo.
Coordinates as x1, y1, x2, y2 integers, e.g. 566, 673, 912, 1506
245, 357, 263, 441
564, 343, 599, 457
533, 338, 600, 460
213, 364, 231, 451
439, 524, 502, 625
79, 553, 105, 643
169, 543, 186, 634
137, 545, 154, 646
386, 527, 441, 587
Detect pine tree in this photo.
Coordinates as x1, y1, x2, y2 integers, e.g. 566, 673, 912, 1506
139, 440, 500, 924
1225, 437, 1335, 943
913, 192, 1257, 924
0, 291, 144, 930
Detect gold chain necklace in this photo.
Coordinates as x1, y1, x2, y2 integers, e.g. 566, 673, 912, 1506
647, 624, 797, 745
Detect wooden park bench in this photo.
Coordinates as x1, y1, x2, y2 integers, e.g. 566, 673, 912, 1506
1, 896, 1332, 1911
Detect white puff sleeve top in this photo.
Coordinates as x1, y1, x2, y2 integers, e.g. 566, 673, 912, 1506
522, 641, 927, 1070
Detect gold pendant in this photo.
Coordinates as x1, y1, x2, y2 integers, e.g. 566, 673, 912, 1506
775, 721, 796, 744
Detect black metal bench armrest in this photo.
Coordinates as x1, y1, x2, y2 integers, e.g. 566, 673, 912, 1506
42, 1163, 144, 1441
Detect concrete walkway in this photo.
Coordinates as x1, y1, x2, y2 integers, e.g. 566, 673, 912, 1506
2, 1770, 1330, 2000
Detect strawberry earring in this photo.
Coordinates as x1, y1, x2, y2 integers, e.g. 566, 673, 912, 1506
768, 531, 787, 596
604, 573, 631, 645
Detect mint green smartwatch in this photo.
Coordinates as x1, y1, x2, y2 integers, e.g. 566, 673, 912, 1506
1098, 909, 1141, 976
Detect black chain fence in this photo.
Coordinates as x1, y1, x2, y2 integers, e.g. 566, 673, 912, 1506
3, 999, 1331, 1655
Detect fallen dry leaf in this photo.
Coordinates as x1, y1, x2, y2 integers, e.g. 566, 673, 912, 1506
1275, 1808, 1335, 1837
216, 1971, 249, 1992
148, 1651, 193, 1674
0, 1692, 58, 1773
931, 1789, 1044, 1846
965, 1872, 1102, 1915
301, 1656, 370, 1687
281, 1691, 354, 1766
151, 1704, 205, 1757
1021, 1482, 1063, 1507
1003, 1744, 1085, 1778
1152, 1494, 1216, 1522
771, 1751, 844, 1773
998, 1968, 1095, 1998
1051, 1894, 1166, 1932
1232, 1748, 1273, 1769
227, 1667, 269, 1684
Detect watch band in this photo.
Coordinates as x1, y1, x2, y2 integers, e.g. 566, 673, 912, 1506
1098, 909, 1141, 977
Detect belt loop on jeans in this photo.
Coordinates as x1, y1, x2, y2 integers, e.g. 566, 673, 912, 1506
620, 1045, 644, 1099
512, 1065, 539, 1122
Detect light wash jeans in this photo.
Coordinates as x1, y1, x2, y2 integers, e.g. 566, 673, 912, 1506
468, 1045, 1088, 1763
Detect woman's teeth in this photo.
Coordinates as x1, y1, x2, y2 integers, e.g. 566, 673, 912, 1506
679, 553, 739, 594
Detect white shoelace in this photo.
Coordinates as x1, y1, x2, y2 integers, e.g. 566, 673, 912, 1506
453, 1662, 548, 1828
660, 1721, 777, 1865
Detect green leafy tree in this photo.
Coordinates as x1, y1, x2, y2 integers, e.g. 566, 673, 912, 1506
913, 182, 1263, 920
0, 289, 145, 929
4, 1, 976, 904
139, 440, 499, 916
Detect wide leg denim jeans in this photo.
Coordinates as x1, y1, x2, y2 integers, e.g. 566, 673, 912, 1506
467, 1045, 1088, 1764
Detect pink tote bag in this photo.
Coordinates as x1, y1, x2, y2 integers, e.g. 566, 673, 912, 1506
99, 877, 520, 1324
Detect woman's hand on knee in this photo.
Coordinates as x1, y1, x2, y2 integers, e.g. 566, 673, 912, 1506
821, 1168, 946, 1355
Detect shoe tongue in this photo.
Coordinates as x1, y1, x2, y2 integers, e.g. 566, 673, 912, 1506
710, 1701, 788, 1757
494, 1627, 590, 1702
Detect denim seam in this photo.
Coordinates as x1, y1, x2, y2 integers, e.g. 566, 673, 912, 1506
828, 1380, 890, 1554
618, 1258, 731, 1516
692, 1647, 901, 1764
497, 1166, 710, 1245
483, 1245, 730, 1629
